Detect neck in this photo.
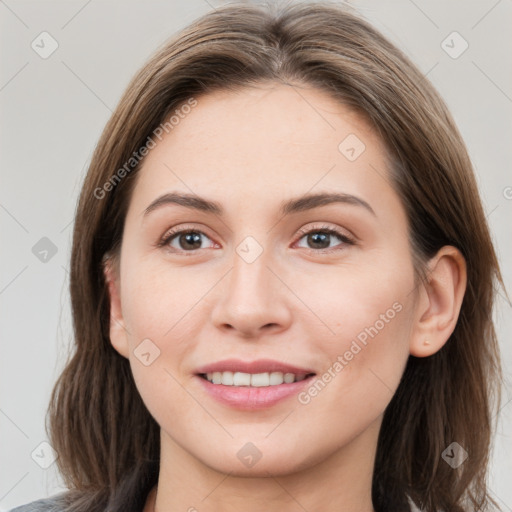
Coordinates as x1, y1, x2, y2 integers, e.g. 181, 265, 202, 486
149, 418, 380, 512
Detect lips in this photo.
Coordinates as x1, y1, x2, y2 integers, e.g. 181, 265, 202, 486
194, 359, 316, 409
195, 358, 315, 376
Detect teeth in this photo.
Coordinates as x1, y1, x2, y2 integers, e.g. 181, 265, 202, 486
250, 372, 269, 387
204, 371, 310, 386
284, 372, 295, 384
269, 372, 284, 385
233, 372, 251, 386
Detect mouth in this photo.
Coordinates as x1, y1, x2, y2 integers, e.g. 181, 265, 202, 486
194, 359, 316, 410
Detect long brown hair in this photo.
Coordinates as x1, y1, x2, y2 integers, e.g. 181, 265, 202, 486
46, 2, 504, 511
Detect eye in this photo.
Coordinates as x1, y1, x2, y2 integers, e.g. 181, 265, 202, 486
294, 225, 354, 252
159, 227, 216, 253
157, 223, 355, 254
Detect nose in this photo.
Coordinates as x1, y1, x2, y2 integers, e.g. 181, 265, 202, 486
210, 245, 293, 338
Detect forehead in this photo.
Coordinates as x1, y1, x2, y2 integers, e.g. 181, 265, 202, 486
129, 82, 400, 221
148, 83, 383, 163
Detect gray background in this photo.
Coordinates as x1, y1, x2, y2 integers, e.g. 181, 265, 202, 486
1, 0, 511, 509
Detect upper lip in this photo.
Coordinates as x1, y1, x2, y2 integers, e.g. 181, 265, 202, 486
195, 359, 316, 375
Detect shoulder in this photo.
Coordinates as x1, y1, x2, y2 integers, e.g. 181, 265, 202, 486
7, 494, 68, 512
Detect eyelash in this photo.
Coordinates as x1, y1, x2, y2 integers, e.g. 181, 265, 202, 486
295, 225, 355, 251
157, 224, 355, 255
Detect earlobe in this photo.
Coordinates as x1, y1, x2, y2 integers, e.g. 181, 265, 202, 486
409, 246, 467, 357
103, 255, 130, 359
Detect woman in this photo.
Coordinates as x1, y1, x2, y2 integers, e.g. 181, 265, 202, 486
10, 2, 504, 511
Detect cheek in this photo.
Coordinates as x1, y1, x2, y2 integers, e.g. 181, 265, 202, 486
296, 254, 413, 343
118, 256, 226, 423
118, 259, 194, 392
120, 257, 206, 342
296, 257, 414, 399
120, 265, 202, 434
290, 281, 413, 459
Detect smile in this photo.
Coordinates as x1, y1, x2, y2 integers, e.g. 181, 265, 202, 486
200, 371, 313, 387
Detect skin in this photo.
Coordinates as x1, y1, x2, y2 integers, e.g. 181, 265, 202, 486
104, 82, 467, 512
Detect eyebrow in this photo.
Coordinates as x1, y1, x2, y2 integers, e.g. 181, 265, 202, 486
143, 191, 376, 218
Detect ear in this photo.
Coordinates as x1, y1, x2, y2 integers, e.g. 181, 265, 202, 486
103, 254, 130, 359
409, 246, 467, 357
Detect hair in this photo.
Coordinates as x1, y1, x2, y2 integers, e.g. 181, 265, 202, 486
45, 2, 504, 511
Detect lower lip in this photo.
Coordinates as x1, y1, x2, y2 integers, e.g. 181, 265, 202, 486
196, 375, 315, 410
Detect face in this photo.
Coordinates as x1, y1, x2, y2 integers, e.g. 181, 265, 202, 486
107, 83, 419, 477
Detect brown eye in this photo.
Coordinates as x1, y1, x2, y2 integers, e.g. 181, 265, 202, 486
296, 227, 353, 251
162, 230, 214, 251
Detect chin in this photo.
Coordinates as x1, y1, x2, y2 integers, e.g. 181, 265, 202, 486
196, 441, 321, 478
